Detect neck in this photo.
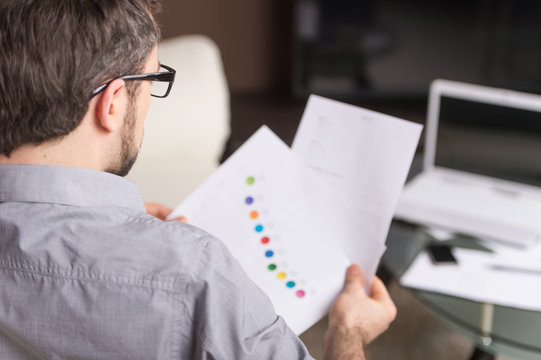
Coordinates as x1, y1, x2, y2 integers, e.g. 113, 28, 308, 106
0, 144, 88, 169
0, 123, 112, 172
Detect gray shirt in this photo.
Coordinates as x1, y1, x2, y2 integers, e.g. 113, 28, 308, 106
0, 164, 312, 359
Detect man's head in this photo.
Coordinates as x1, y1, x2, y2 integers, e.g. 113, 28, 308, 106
105, 45, 161, 177
0, 0, 161, 166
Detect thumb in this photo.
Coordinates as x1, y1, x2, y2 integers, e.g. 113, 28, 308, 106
344, 264, 364, 290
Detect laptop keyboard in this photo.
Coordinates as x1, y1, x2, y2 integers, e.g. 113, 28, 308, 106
394, 173, 541, 247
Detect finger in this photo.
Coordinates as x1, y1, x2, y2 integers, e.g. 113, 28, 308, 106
170, 216, 187, 223
344, 264, 364, 290
370, 276, 397, 318
369, 277, 390, 300
145, 203, 172, 220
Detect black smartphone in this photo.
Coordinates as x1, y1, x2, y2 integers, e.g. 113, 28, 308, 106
426, 244, 457, 264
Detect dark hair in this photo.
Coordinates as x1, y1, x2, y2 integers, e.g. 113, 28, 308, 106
0, 0, 161, 156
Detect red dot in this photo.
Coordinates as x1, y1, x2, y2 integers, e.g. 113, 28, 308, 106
296, 290, 306, 298
261, 237, 270, 245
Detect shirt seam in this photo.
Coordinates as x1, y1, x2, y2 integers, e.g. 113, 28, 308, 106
0, 262, 181, 292
0, 264, 193, 359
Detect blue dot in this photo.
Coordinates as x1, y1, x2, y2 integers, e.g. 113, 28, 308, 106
245, 196, 254, 205
255, 224, 264, 232
265, 250, 274, 258
286, 281, 296, 288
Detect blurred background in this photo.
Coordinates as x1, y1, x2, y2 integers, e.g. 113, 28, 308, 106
156, 0, 541, 156
153, 2, 540, 358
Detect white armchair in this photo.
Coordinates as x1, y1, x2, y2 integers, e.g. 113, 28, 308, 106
128, 35, 230, 208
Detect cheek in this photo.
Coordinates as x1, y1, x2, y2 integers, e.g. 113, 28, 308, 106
136, 85, 152, 140
141, 83, 152, 115
135, 114, 145, 146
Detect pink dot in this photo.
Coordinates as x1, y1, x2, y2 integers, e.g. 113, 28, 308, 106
296, 290, 306, 298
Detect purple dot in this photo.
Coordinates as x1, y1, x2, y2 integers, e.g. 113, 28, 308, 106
245, 196, 254, 205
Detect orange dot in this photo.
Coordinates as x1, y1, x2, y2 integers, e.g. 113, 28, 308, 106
277, 272, 286, 280
250, 211, 259, 219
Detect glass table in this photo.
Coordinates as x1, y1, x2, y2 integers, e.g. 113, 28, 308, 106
382, 220, 541, 360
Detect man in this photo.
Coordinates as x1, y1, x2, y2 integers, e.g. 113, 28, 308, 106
0, 1, 396, 359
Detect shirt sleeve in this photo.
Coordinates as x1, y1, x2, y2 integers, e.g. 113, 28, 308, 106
183, 235, 315, 360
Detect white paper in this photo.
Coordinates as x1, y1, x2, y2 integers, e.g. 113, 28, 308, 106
401, 248, 541, 311
170, 126, 350, 335
292, 94, 423, 283
169, 96, 422, 334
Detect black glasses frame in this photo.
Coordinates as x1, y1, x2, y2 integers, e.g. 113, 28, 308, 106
90, 64, 176, 99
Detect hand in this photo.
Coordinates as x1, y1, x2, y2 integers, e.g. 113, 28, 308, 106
323, 264, 397, 360
144, 203, 186, 223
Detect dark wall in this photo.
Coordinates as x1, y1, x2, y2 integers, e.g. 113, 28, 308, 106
157, 0, 292, 93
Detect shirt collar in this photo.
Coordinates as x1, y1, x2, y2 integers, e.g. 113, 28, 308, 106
0, 164, 145, 211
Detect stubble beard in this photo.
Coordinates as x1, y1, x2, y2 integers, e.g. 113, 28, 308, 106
105, 100, 140, 177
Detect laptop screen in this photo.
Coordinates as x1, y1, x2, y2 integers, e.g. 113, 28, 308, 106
435, 95, 541, 187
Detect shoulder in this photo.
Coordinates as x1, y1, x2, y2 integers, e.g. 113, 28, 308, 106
75, 210, 312, 358
98, 210, 233, 283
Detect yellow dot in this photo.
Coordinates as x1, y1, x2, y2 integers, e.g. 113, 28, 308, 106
250, 211, 259, 219
277, 272, 286, 280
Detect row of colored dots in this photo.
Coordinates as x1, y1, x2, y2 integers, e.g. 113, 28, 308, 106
266, 263, 305, 298
245, 176, 305, 299
246, 179, 265, 235
245, 199, 265, 234
246, 178, 271, 249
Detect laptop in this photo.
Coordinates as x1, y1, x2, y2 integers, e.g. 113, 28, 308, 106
394, 79, 541, 247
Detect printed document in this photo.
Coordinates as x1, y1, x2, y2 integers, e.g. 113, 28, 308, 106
170, 96, 422, 334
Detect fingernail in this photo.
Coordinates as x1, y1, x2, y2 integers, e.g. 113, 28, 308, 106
348, 265, 362, 275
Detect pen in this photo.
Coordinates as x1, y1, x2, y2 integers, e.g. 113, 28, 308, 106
489, 264, 541, 276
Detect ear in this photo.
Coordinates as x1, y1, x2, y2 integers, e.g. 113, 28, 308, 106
94, 78, 128, 133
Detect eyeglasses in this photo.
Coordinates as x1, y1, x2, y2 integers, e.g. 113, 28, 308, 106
90, 64, 176, 99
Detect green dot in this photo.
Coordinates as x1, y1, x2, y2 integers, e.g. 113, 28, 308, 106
246, 176, 255, 185
268, 264, 277, 271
